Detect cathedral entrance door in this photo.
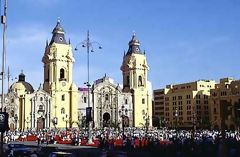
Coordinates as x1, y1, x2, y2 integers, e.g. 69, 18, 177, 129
103, 112, 110, 127
37, 117, 45, 131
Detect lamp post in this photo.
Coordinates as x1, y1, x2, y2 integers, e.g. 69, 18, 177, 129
53, 117, 58, 131
119, 104, 128, 139
175, 109, 178, 138
142, 110, 149, 135
62, 114, 68, 131
75, 30, 102, 144
14, 114, 18, 131
25, 117, 30, 130
192, 110, 196, 138
175, 109, 178, 130
77, 113, 83, 130
0, 1, 7, 155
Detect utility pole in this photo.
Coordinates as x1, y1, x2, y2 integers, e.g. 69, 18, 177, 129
1, 0, 7, 110
0, 0, 7, 155
75, 31, 102, 144
7, 66, 10, 91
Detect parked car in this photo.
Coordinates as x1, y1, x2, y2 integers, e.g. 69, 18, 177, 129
8, 144, 33, 156
49, 151, 75, 157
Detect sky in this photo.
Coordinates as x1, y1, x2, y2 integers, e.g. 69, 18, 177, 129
1, 0, 240, 91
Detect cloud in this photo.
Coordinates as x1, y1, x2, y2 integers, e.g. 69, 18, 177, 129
4, 24, 50, 89
8, 24, 49, 44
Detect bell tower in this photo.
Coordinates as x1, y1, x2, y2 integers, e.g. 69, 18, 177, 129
42, 20, 78, 128
121, 33, 152, 127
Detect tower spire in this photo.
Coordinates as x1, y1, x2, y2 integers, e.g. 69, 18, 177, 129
126, 32, 142, 55
132, 30, 136, 36
50, 18, 67, 45
57, 17, 61, 23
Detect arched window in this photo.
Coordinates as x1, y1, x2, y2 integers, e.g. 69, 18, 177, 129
38, 105, 44, 113
61, 108, 65, 114
105, 94, 109, 101
138, 76, 143, 86
83, 97, 87, 103
62, 94, 65, 101
39, 105, 43, 110
142, 98, 145, 104
60, 68, 65, 79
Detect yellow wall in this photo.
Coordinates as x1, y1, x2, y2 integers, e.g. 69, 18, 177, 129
154, 80, 215, 128
43, 41, 78, 128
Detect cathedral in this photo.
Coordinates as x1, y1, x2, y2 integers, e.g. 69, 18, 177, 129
2, 20, 152, 130
78, 75, 133, 129
78, 33, 153, 128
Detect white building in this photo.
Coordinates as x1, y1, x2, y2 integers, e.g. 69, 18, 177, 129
78, 75, 133, 128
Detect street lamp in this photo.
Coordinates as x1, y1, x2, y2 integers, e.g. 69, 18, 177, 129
77, 113, 83, 130
142, 110, 149, 135
14, 114, 18, 130
119, 104, 128, 139
0, 1, 8, 155
75, 30, 102, 144
192, 110, 196, 138
62, 114, 68, 130
53, 117, 58, 130
174, 109, 178, 138
175, 109, 178, 130
25, 117, 30, 130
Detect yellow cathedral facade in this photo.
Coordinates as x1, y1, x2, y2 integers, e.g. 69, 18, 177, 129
42, 20, 79, 128
3, 21, 153, 130
2, 20, 79, 130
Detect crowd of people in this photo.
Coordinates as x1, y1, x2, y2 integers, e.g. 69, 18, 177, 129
3, 127, 240, 157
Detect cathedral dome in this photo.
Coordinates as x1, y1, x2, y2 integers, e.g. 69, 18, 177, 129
9, 72, 34, 95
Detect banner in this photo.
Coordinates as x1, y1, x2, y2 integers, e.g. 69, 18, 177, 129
86, 107, 92, 122
0, 112, 9, 132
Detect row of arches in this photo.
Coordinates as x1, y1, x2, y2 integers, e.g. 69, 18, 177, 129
45, 68, 67, 81
9, 117, 45, 131
102, 112, 129, 127
126, 75, 145, 87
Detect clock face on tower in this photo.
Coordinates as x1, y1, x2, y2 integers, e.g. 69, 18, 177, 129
4, 98, 9, 104
59, 37, 63, 41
